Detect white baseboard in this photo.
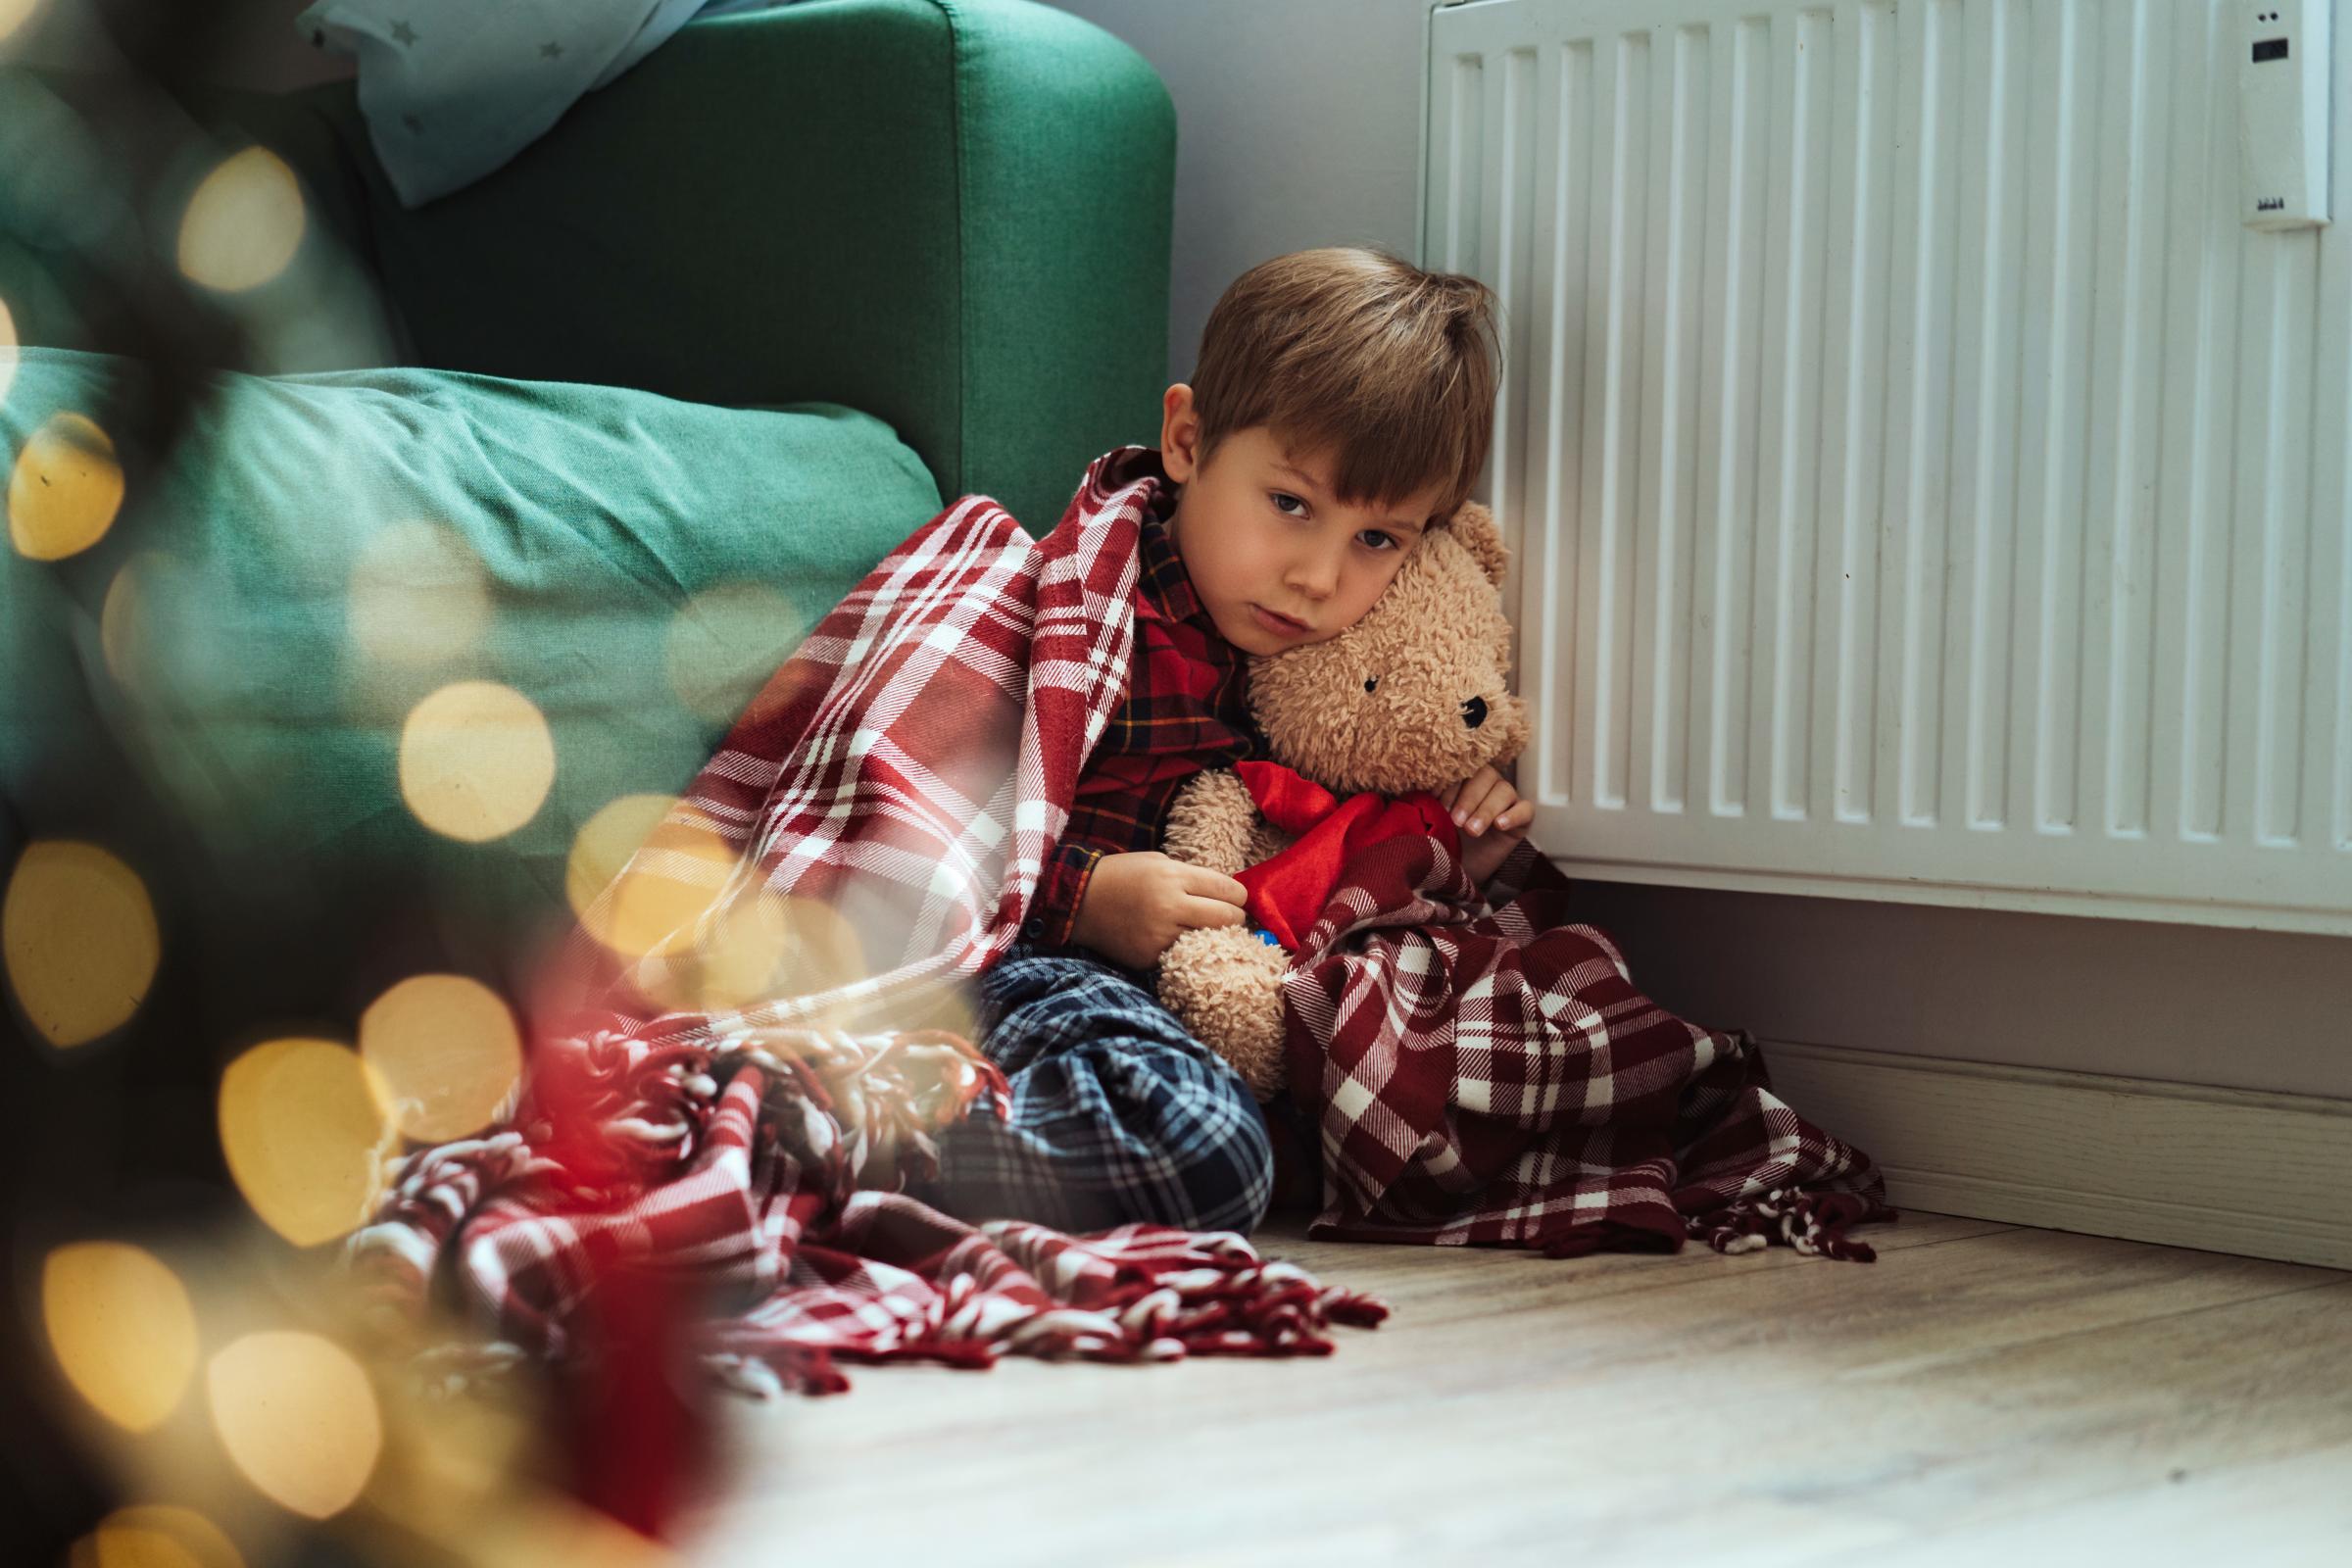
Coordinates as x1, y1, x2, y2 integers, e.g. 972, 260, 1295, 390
1759, 1039, 2352, 1272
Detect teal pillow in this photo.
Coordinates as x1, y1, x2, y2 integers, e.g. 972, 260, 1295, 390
2, 347, 942, 1020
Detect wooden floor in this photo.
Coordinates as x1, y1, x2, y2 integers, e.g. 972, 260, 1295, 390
684, 1209, 2352, 1566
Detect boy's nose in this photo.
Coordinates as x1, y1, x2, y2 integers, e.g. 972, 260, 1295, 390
1461, 696, 1488, 729
1287, 546, 1345, 599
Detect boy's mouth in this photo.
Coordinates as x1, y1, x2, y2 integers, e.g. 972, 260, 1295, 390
1250, 604, 1312, 638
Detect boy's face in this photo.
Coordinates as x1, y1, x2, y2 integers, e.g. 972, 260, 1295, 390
1157, 385, 1449, 658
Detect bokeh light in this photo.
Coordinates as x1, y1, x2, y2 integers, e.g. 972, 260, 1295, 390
697, 892, 867, 1014
688, 891, 796, 1012
565, 794, 733, 960
216, 1038, 388, 1248
378, 1487, 678, 1568
564, 795, 885, 1012
8, 410, 123, 561
0, 292, 17, 406
206, 1332, 380, 1519
3, 840, 159, 1048
99, 550, 166, 688
398, 680, 557, 843
372, 1378, 535, 1518
664, 583, 802, 726
472, 1494, 681, 1568
40, 1242, 198, 1433
348, 520, 490, 667
69, 1506, 243, 1568
0, 0, 39, 49
897, 979, 982, 1049
359, 973, 521, 1142
176, 147, 306, 293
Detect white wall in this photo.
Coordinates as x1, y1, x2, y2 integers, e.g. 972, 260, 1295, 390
1051, 0, 2352, 1102
1042, 0, 1437, 384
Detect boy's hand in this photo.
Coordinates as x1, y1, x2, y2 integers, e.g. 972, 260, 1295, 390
1440, 764, 1533, 889
1439, 764, 1532, 839
1457, 823, 1525, 890
1069, 851, 1249, 972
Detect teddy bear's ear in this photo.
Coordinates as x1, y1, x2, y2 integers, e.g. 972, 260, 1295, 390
1446, 500, 1509, 589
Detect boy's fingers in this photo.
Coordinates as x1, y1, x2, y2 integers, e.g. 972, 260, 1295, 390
1183, 896, 1249, 928
1462, 779, 1513, 832
1448, 767, 1501, 824
1183, 864, 1249, 905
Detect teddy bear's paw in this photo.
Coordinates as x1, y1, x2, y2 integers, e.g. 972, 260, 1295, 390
1161, 769, 1260, 876
1157, 925, 1292, 1098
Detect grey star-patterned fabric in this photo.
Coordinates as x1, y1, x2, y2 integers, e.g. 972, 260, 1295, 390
295, 1, 805, 208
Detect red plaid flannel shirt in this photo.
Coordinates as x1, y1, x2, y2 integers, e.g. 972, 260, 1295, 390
1020, 450, 1265, 950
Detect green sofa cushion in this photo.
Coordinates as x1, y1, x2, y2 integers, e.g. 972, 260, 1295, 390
84, 0, 1173, 541
3, 346, 942, 1018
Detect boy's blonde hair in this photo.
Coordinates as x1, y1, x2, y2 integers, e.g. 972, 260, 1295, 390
1188, 245, 1500, 527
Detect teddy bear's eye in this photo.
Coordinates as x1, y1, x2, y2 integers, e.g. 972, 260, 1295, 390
1363, 676, 1379, 693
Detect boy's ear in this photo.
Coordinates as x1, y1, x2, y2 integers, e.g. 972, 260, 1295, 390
1160, 383, 1200, 481
1446, 501, 1509, 588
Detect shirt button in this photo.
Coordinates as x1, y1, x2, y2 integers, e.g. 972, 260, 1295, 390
1021, 917, 1044, 939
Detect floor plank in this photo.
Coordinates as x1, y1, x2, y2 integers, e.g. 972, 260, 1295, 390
1804, 1438, 2352, 1567
682, 1212, 2352, 1566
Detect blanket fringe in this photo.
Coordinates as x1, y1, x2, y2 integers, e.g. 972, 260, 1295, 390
957, 1257, 1375, 1376
716, 1251, 1393, 1398
1688, 1186, 1892, 1262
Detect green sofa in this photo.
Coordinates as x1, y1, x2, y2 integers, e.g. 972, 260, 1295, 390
0, 0, 1175, 1050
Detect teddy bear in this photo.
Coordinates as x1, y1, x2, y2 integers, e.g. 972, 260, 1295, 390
1154, 500, 1531, 1099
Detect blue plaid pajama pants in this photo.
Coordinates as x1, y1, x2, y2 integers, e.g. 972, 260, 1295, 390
907, 944, 1277, 1236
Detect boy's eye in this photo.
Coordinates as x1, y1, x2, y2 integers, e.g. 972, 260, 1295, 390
1270, 492, 1398, 551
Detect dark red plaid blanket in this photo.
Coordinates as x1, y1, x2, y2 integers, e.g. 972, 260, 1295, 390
1280, 833, 1893, 1258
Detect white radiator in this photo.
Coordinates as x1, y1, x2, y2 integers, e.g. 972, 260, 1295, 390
1426, 0, 2352, 935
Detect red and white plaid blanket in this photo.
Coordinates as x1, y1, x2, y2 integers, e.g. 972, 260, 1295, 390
351, 457, 1388, 1408
1280, 833, 1893, 1258
350, 446, 1889, 1430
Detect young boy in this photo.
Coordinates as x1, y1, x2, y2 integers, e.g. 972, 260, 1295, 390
909, 247, 1533, 1237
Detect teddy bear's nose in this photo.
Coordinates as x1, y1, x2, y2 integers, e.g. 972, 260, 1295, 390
1461, 696, 1488, 730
